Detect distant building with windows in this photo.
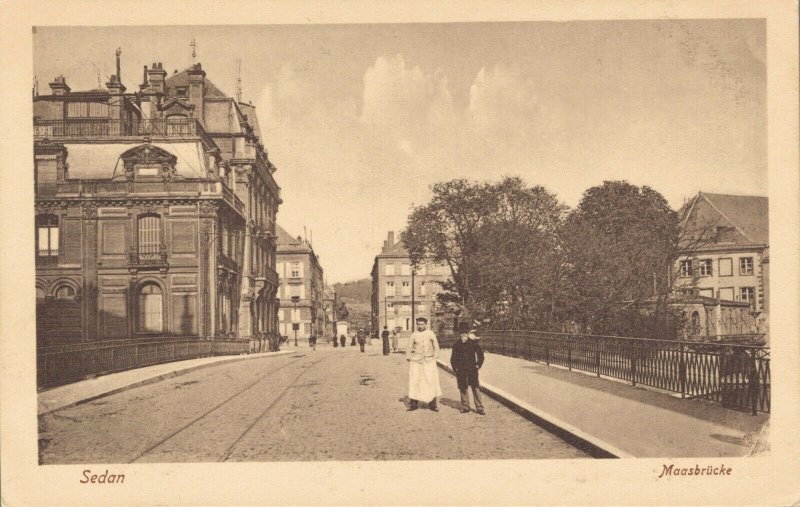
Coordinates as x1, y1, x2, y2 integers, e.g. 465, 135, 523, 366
370, 231, 451, 336
33, 57, 281, 349
275, 226, 325, 343
676, 192, 769, 318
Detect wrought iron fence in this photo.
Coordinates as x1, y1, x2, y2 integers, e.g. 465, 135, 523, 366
439, 331, 770, 414
37, 338, 250, 389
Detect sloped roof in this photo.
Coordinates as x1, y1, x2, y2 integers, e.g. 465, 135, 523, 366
378, 238, 409, 257
701, 193, 768, 245
681, 192, 768, 248
165, 68, 228, 98
276, 224, 313, 254
276, 224, 301, 245
237, 102, 263, 141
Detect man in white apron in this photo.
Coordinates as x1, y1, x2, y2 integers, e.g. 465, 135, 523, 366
406, 317, 442, 411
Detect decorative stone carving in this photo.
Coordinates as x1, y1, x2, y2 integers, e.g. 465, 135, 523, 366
120, 143, 179, 182
199, 201, 219, 218
235, 165, 253, 186
81, 203, 98, 223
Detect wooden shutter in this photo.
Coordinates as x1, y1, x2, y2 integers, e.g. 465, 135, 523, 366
138, 216, 161, 254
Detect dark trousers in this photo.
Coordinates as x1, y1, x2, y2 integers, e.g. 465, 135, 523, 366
359, 343, 365, 352
460, 386, 484, 411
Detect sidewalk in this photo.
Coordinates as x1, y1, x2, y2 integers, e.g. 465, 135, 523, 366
38, 350, 294, 416
437, 352, 769, 458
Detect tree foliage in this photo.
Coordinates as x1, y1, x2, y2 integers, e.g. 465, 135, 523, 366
560, 181, 682, 335
401, 178, 688, 338
401, 177, 566, 327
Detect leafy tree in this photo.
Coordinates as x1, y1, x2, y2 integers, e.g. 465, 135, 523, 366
561, 181, 682, 336
402, 177, 566, 327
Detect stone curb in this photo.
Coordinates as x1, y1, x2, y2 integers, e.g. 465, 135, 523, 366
436, 359, 635, 459
38, 350, 295, 416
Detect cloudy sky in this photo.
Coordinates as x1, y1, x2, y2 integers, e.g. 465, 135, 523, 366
34, 20, 765, 283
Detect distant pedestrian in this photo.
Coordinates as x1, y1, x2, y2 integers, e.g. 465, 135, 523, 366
340, 334, 346, 348
333, 333, 338, 347
358, 331, 366, 353
381, 326, 390, 356
350, 333, 356, 347
450, 331, 485, 415
309, 334, 317, 351
391, 329, 399, 352
406, 317, 441, 412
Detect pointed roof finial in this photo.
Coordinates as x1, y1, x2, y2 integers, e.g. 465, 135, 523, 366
190, 38, 197, 61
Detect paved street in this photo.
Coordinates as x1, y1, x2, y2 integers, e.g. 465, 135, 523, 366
38, 342, 588, 463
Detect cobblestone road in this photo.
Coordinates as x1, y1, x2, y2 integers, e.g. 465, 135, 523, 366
39, 342, 588, 463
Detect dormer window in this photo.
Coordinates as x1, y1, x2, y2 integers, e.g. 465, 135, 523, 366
120, 144, 178, 182
176, 87, 188, 98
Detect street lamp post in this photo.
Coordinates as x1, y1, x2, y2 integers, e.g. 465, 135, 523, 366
291, 295, 300, 346
411, 265, 416, 326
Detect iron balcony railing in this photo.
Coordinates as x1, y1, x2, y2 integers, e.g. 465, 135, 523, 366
34, 118, 215, 148
129, 245, 168, 268
439, 330, 770, 414
37, 338, 250, 389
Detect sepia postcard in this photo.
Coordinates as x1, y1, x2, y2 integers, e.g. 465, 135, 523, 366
1, 1, 798, 505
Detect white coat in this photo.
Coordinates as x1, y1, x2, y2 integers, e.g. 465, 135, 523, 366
406, 329, 442, 402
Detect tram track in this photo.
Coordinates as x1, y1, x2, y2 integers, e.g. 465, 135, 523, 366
127, 352, 337, 463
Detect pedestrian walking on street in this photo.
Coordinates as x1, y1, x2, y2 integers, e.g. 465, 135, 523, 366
340, 334, 346, 348
309, 334, 317, 351
358, 331, 366, 353
350, 333, 357, 347
381, 326, 390, 356
405, 317, 442, 412
391, 329, 399, 352
450, 331, 485, 415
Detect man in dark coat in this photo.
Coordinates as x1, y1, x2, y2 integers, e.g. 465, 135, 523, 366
358, 330, 366, 352
450, 331, 485, 414
381, 326, 390, 356
340, 334, 346, 348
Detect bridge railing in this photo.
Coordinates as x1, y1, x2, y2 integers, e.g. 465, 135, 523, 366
37, 338, 249, 390
439, 330, 769, 414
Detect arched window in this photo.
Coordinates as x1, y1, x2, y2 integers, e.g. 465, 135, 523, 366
138, 214, 162, 258
55, 285, 76, 300
138, 283, 163, 333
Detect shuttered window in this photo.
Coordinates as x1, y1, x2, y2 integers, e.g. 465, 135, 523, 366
138, 215, 161, 254
67, 102, 108, 118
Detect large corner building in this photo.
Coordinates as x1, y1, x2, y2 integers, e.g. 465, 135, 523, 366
34, 57, 281, 348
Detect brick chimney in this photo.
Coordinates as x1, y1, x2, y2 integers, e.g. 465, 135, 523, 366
49, 76, 70, 95
387, 231, 395, 248
146, 62, 167, 94
139, 65, 149, 91
187, 63, 206, 121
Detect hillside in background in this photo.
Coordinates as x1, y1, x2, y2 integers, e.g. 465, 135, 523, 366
332, 278, 372, 331
333, 278, 371, 303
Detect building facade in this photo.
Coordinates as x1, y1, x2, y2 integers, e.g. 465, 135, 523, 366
676, 192, 769, 317
160, 63, 282, 344
370, 231, 451, 336
33, 58, 280, 348
275, 226, 325, 343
